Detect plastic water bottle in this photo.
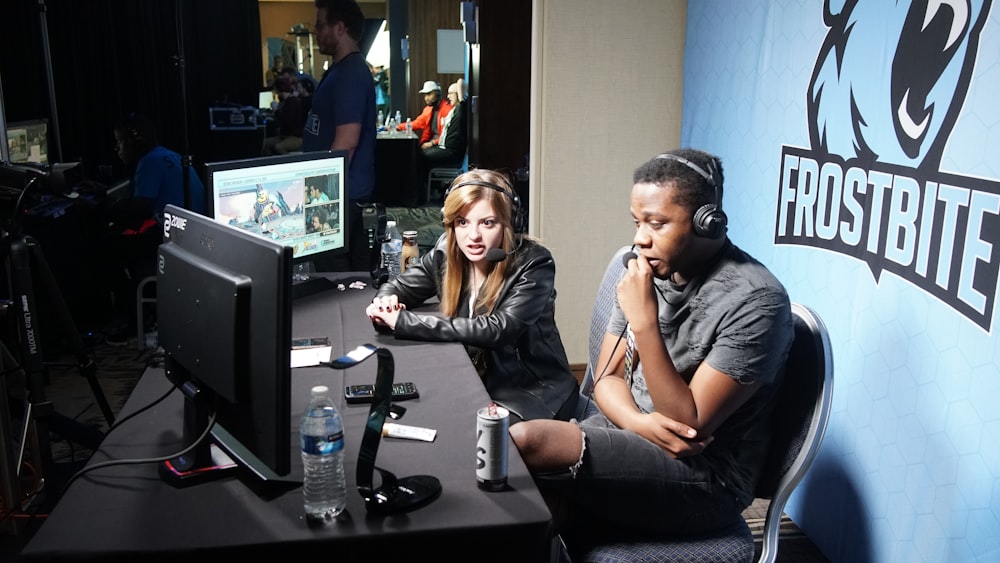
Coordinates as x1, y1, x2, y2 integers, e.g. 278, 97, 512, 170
300, 385, 347, 521
395, 110, 402, 127
387, 116, 397, 136
377, 110, 385, 130
381, 220, 403, 280
405, 117, 413, 137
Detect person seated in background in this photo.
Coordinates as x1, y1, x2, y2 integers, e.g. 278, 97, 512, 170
398, 80, 452, 148
419, 79, 468, 190
263, 74, 313, 155
102, 112, 206, 344
508, 149, 794, 560
265, 55, 284, 88
366, 169, 579, 423
111, 112, 205, 225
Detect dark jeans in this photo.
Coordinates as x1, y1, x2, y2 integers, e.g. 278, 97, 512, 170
537, 412, 745, 559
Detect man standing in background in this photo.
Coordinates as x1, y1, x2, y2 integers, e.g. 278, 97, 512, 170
303, 0, 376, 271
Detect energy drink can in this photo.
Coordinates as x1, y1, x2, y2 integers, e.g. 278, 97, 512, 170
476, 403, 509, 491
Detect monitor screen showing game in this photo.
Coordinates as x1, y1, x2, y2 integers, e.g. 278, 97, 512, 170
6, 119, 48, 164
206, 150, 348, 265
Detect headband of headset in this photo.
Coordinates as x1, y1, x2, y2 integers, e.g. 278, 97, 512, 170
654, 152, 727, 238
443, 179, 525, 234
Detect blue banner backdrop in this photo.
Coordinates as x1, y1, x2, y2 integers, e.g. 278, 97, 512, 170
681, 1, 1000, 562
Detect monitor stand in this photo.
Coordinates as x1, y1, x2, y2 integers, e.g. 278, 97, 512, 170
292, 273, 337, 300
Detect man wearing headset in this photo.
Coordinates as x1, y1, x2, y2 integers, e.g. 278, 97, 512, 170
103, 112, 205, 344
509, 148, 794, 559
365, 168, 579, 423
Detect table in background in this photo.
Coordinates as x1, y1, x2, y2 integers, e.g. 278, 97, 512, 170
374, 132, 421, 207
21, 273, 552, 562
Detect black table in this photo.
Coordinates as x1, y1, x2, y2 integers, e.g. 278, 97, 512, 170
374, 133, 421, 207
20, 274, 552, 562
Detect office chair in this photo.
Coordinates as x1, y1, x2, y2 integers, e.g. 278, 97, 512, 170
576, 247, 834, 563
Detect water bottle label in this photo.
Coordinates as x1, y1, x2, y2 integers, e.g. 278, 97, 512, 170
301, 431, 345, 455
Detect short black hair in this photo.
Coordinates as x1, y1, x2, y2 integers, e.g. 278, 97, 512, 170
633, 148, 724, 214
115, 112, 159, 153
314, 0, 365, 41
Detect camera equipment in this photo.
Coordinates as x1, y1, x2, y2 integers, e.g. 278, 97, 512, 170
0, 161, 114, 522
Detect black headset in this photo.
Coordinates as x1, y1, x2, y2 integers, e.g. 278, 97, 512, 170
655, 153, 727, 239
363, 203, 389, 288
442, 179, 525, 234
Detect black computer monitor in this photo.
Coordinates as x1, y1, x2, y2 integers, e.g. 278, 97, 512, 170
156, 204, 297, 485
5, 119, 48, 164
205, 150, 349, 298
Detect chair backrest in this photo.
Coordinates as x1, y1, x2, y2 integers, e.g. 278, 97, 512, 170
752, 302, 834, 563
580, 245, 631, 397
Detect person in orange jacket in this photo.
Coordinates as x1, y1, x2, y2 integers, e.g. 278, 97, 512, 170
399, 80, 453, 148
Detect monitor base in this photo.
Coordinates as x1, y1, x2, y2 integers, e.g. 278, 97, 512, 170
159, 443, 238, 487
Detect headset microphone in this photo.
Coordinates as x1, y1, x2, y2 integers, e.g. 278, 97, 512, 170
486, 248, 514, 262
622, 251, 638, 267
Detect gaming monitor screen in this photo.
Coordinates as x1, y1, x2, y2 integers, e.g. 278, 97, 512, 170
6, 119, 48, 164
206, 150, 348, 266
157, 204, 296, 481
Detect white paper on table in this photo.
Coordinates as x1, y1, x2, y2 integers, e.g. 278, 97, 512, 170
290, 346, 333, 368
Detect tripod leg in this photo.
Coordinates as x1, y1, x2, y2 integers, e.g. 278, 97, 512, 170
7, 237, 56, 482
21, 236, 115, 426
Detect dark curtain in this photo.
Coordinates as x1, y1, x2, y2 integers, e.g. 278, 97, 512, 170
1, 0, 262, 185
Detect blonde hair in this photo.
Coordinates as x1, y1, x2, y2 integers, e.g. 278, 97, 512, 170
438, 169, 518, 316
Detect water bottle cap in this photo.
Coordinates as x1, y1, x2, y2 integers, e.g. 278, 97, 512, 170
311, 385, 329, 396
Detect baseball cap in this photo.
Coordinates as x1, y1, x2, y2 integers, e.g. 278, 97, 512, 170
418, 80, 441, 94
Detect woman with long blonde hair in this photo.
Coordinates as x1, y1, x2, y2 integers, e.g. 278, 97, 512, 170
366, 169, 578, 422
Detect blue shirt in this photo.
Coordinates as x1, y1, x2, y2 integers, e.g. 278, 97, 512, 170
302, 52, 376, 202
133, 145, 206, 215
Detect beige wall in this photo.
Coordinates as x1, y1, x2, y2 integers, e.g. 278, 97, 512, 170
530, 0, 686, 364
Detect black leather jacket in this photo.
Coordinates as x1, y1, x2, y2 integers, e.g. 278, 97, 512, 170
375, 235, 578, 421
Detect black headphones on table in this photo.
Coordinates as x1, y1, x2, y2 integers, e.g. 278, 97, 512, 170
442, 179, 525, 235
655, 153, 727, 239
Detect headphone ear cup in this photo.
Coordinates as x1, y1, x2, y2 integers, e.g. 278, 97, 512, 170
510, 193, 524, 234
512, 207, 525, 234
693, 204, 728, 238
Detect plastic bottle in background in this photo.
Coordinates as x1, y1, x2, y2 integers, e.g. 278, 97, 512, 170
405, 117, 413, 137
395, 110, 402, 127
381, 220, 403, 280
401, 230, 419, 272
387, 116, 397, 136
377, 110, 385, 131
300, 385, 347, 521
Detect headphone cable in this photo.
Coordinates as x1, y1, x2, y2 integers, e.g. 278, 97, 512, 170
580, 322, 629, 416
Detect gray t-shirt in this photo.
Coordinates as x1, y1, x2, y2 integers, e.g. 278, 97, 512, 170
607, 241, 793, 505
